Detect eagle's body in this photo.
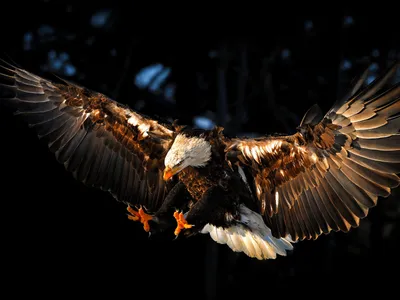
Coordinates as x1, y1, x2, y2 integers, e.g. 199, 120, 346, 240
150, 128, 253, 234
1, 61, 399, 260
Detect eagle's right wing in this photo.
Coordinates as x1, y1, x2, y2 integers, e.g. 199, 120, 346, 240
225, 61, 400, 241
0, 63, 177, 211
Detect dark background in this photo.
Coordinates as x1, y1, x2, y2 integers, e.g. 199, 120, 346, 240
0, 4, 399, 299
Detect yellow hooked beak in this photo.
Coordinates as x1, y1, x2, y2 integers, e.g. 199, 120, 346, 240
163, 166, 183, 181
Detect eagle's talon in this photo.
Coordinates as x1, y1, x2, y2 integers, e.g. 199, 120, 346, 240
173, 211, 193, 236
127, 205, 153, 232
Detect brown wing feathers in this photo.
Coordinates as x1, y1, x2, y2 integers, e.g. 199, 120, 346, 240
227, 62, 400, 241
0, 64, 174, 211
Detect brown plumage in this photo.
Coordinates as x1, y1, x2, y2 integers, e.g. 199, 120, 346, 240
225, 61, 400, 242
0, 63, 175, 211
1, 60, 399, 260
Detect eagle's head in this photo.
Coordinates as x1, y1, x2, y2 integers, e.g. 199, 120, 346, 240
163, 133, 212, 180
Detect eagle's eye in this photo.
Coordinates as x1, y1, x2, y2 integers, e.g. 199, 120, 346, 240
175, 160, 184, 167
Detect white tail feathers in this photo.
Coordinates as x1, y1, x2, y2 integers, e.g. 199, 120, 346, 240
201, 205, 294, 260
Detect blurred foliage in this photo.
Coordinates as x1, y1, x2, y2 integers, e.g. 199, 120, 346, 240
0, 3, 399, 299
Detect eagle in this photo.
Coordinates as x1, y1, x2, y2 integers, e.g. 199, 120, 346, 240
0, 61, 399, 260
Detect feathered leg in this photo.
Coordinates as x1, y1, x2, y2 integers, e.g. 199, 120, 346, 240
174, 186, 237, 236
155, 182, 192, 217
151, 182, 193, 237
127, 182, 191, 235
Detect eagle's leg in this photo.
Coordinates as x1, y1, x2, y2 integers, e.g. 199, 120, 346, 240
173, 186, 230, 237
151, 182, 192, 233
127, 206, 153, 232
173, 211, 193, 236
127, 182, 190, 233
155, 182, 191, 216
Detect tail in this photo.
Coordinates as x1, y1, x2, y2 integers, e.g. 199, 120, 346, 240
201, 205, 294, 260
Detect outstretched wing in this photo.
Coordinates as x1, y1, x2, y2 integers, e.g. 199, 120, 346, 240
0, 63, 176, 211
225, 62, 400, 241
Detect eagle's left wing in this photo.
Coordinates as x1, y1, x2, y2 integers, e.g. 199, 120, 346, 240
225, 61, 400, 242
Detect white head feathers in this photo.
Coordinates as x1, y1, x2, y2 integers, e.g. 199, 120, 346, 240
164, 134, 212, 169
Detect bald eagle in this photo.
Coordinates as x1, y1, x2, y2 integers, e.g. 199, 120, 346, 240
0, 61, 399, 260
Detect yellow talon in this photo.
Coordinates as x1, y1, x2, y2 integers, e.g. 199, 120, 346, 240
173, 211, 193, 236
127, 205, 153, 232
